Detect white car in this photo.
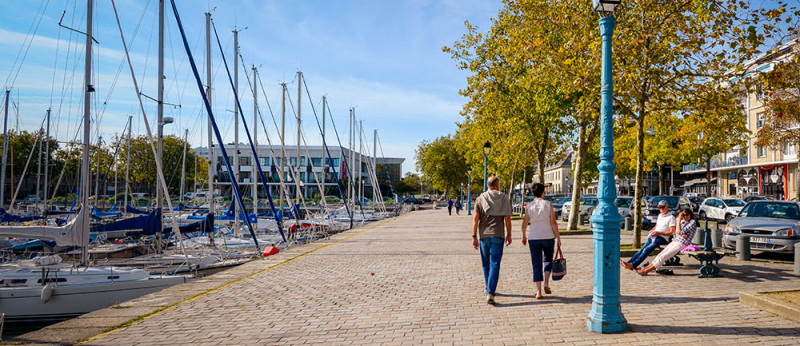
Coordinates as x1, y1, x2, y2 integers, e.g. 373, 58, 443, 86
615, 197, 633, 218
698, 197, 746, 223
561, 195, 598, 221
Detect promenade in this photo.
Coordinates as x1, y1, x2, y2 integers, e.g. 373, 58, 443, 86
64, 210, 800, 345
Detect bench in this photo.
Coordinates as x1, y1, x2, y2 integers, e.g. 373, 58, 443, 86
684, 250, 735, 278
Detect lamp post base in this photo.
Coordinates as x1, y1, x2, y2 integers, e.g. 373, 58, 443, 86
587, 306, 627, 333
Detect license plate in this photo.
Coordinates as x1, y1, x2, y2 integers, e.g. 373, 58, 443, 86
751, 237, 770, 244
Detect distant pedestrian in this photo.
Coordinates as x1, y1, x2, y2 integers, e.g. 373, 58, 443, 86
471, 176, 512, 305
636, 209, 697, 276
621, 199, 675, 270
455, 198, 462, 215
447, 199, 454, 215
521, 183, 561, 300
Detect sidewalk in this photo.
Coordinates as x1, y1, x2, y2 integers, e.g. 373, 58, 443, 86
76, 209, 800, 345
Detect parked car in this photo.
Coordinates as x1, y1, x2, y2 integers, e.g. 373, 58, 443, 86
402, 197, 424, 205
743, 195, 772, 203
687, 196, 704, 212
22, 195, 41, 203
643, 196, 693, 225
615, 197, 633, 218
552, 197, 571, 217
561, 195, 598, 221
698, 197, 746, 223
723, 200, 800, 254
544, 194, 568, 202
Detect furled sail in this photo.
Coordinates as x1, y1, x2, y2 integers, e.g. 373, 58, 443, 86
0, 209, 87, 247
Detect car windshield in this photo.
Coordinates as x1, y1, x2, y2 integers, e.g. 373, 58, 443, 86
723, 198, 746, 207
556, 197, 571, 204
581, 198, 598, 206
615, 198, 632, 208
739, 202, 800, 220
649, 196, 678, 209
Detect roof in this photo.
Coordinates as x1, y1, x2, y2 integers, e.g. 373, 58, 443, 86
545, 152, 572, 171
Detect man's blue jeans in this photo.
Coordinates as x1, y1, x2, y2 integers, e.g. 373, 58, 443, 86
480, 237, 505, 296
627, 236, 669, 268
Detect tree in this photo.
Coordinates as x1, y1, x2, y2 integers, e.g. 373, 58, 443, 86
415, 135, 470, 197
117, 135, 207, 196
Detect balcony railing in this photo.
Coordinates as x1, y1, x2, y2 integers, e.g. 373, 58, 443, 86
682, 156, 748, 172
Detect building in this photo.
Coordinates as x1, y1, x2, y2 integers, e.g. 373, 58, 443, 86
680, 41, 798, 200
542, 152, 573, 195
195, 144, 404, 200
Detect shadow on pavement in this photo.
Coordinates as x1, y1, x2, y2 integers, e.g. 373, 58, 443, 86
627, 324, 800, 336
719, 264, 799, 283
621, 295, 734, 304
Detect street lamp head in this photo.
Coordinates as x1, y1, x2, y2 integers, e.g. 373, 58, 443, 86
483, 141, 492, 156
467, 166, 472, 175
593, 0, 620, 15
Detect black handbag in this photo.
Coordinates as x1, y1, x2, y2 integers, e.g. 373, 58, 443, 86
552, 244, 567, 281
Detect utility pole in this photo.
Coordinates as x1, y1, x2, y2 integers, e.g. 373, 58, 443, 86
44, 108, 50, 203
205, 11, 215, 216
156, 0, 165, 250
252, 65, 258, 215
280, 83, 286, 209
232, 28, 240, 227
1, 89, 10, 207
296, 71, 302, 204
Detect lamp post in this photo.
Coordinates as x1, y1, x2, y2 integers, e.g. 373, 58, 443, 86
587, 0, 627, 334
467, 167, 472, 215
483, 141, 491, 192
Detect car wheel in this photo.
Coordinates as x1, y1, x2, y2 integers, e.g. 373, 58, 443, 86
725, 214, 734, 223
699, 211, 706, 221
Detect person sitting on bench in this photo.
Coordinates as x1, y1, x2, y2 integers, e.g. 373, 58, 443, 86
621, 199, 675, 270
636, 208, 698, 276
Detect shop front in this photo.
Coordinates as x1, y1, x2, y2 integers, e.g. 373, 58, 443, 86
760, 164, 787, 200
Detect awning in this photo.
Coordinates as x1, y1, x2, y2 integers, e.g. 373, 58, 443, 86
682, 177, 717, 187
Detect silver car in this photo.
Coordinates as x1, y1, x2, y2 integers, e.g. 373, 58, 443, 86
723, 200, 800, 254
561, 196, 598, 221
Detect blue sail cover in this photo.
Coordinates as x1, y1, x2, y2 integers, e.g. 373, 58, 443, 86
0, 208, 43, 223
92, 206, 122, 218
92, 209, 161, 235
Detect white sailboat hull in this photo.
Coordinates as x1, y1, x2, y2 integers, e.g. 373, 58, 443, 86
0, 276, 186, 322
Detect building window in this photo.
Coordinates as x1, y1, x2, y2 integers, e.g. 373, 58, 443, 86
783, 142, 796, 156
756, 112, 765, 128
757, 146, 766, 158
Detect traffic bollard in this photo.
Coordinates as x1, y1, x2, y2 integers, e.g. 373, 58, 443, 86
624, 217, 632, 231
712, 227, 723, 248
579, 213, 586, 225
795, 242, 800, 274
694, 228, 705, 246
736, 234, 750, 261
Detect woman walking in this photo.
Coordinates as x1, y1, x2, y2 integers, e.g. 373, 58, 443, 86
521, 183, 562, 299
635, 208, 698, 276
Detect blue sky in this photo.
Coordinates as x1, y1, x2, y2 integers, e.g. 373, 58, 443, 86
0, 0, 502, 175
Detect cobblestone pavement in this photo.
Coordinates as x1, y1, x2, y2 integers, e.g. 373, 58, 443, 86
86, 209, 800, 346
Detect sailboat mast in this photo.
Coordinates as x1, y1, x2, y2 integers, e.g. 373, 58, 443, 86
156, 0, 165, 248
232, 28, 240, 227
125, 115, 131, 208
252, 66, 258, 215
94, 136, 101, 204
205, 11, 214, 214
36, 119, 43, 200
296, 71, 302, 204
280, 83, 286, 209
358, 120, 363, 205
1, 89, 10, 207
80, 0, 94, 265
180, 128, 188, 205
373, 129, 377, 201
44, 108, 50, 203
321, 96, 326, 206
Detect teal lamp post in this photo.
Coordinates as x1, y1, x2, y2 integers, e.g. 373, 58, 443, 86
467, 167, 472, 215
483, 141, 491, 192
587, 0, 627, 334
460, 182, 464, 208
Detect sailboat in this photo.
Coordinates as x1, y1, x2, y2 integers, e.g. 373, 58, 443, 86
0, 0, 185, 322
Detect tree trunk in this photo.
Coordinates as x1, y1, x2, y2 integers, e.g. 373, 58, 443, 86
536, 129, 549, 185
633, 117, 646, 249
658, 163, 665, 196
568, 125, 590, 230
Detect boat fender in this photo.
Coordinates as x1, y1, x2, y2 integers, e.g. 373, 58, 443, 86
41, 283, 54, 303
262, 246, 280, 258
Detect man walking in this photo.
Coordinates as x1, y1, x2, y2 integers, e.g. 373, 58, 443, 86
455, 198, 462, 215
447, 198, 454, 215
471, 176, 512, 304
